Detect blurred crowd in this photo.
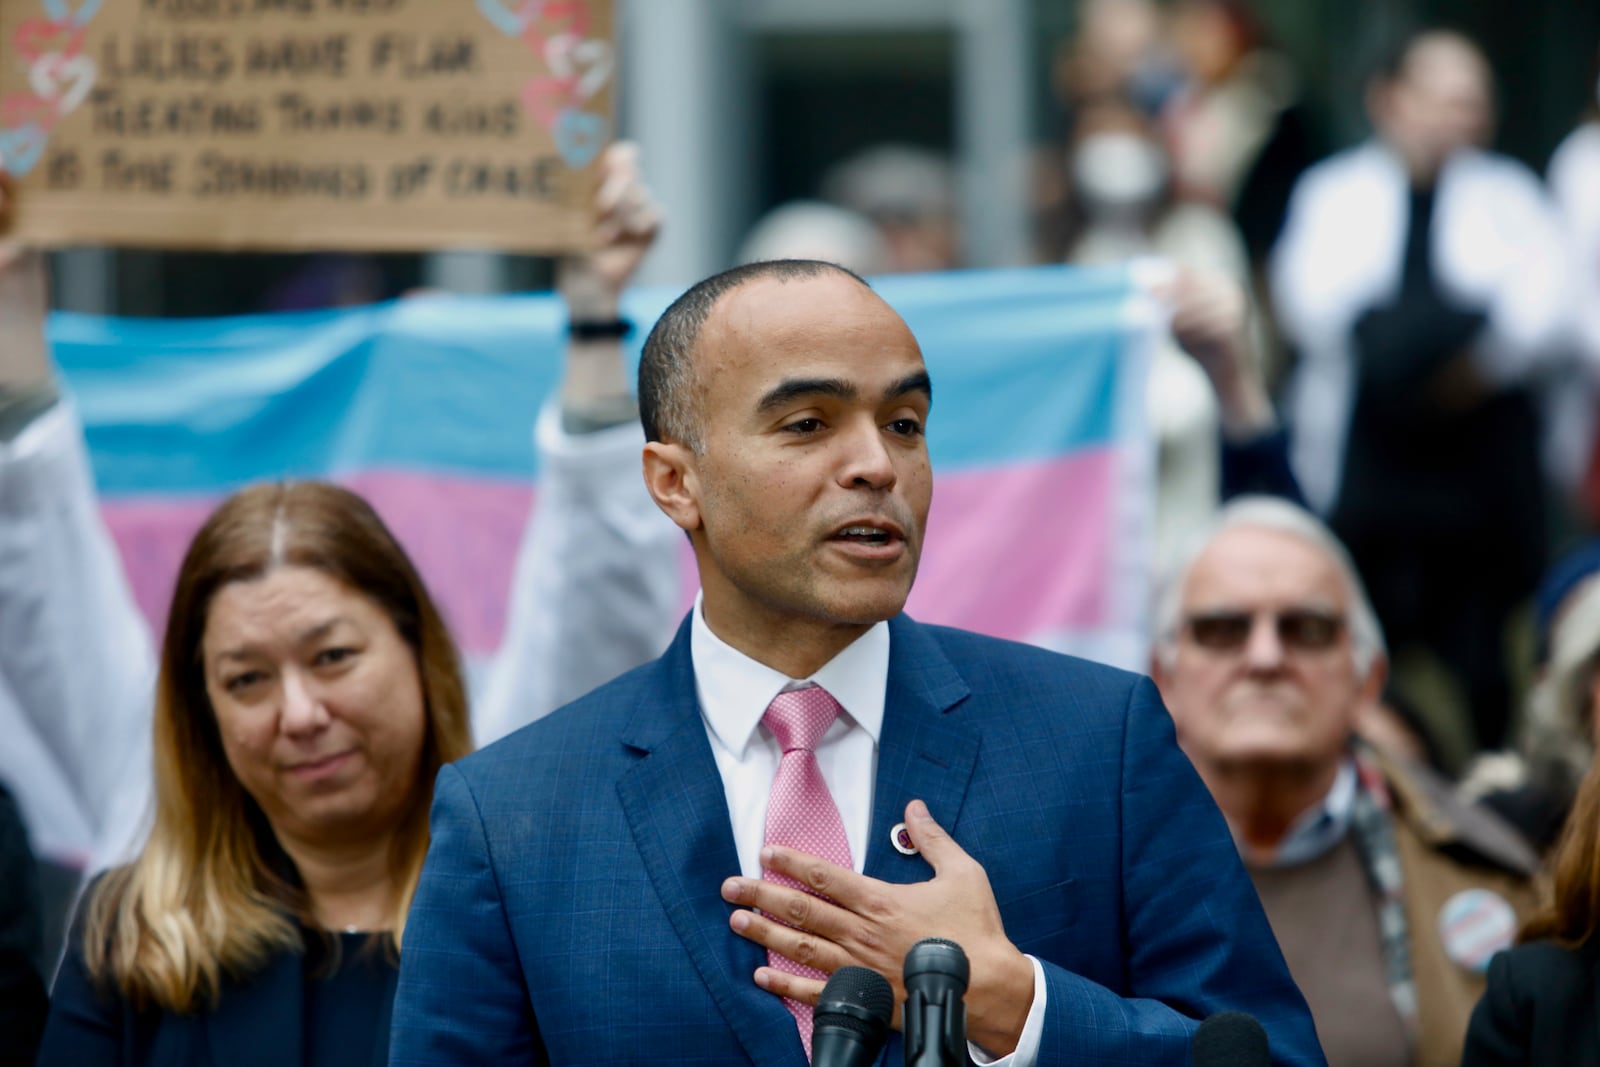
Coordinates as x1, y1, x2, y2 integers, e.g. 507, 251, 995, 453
749, 2, 1600, 785
4, 3, 1600, 1066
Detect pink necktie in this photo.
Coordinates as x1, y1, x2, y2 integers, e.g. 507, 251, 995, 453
762, 685, 853, 1058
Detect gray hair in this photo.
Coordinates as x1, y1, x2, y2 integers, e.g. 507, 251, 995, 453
637, 259, 871, 451
1152, 496, 1387, 676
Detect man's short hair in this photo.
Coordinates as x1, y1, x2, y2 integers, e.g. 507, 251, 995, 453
1152, 496, 1387, 676
637, 260, 871, 450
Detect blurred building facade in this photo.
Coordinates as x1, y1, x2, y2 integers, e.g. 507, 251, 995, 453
47, 0, 1600, 316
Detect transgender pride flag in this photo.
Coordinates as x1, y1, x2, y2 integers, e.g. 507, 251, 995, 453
53, 264, 1159, 678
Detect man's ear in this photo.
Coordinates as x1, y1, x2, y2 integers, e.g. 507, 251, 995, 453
1149, 653, 1168, 691
1149, 651, 1178, 714
1359, 653, 1390, 708
642, 441, 702, 534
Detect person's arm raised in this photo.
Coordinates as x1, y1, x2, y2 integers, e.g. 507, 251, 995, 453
0, 176, 155, 871
474, 143, 680, 744
0, 177, 56, 437
1161, 267, 1306, 506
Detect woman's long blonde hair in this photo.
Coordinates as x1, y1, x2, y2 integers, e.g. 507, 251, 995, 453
84, 482, 473, 1012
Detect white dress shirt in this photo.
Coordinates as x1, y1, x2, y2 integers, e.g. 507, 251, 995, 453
689, 596, 1047, 1066
1235, 759, 1357, 870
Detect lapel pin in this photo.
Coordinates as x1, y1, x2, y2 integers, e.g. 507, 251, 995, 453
1437, 888, 1516, 973
890, 822, 918, 856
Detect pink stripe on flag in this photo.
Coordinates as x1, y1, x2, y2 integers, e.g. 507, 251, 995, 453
102, 448, 1115, 658
101, 474, 536, 655
908, 448, 1113, 640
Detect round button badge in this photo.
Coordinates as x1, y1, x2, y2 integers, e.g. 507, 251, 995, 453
890, 822, 918, 856
1437, 888, 1517, 973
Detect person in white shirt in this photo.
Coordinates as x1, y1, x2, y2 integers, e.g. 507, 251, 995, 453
1270, 29, 1571, 751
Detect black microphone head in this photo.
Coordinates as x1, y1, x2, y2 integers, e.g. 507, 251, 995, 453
812, 967, 893, 1067
1192, 1011, 1270, 1067
815, 966, 894, 1037
903, 937, 969, 992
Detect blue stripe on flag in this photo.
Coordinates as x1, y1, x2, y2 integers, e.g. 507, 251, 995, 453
51, 263, 1137, 496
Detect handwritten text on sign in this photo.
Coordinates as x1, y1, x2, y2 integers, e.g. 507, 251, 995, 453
0, 0, 614, 253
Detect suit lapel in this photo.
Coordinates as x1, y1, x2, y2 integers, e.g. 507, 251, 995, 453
864, 617, 977, 886
866, 618, 974, 1067
616, 619, 806, 1067
204, 946, 303, 1067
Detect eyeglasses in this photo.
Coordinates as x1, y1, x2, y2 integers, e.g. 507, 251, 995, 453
1183, 609, 1346, 653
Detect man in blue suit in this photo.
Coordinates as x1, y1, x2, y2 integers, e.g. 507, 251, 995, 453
390, 261, 1325, 1065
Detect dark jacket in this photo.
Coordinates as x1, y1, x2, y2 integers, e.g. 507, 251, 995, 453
36, 918, 396, 1067
0, 782, 46, 1067
1460, 938, 1600, 1067
1376, 753, 1541, 1067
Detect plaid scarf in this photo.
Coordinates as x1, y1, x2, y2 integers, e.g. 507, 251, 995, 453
1348, 742, 1419, 1044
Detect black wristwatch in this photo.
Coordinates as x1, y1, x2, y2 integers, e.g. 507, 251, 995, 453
567, 317, 635, 341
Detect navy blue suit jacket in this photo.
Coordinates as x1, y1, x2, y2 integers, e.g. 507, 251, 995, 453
390, 615, 1325, 1066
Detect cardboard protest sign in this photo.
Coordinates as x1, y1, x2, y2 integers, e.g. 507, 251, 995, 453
0, 0, 614, 253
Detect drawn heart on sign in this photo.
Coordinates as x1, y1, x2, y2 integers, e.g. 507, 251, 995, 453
15, 18, 86, 64
30, 53, 98, 116
42, 0, 104, 27
554, 108, 606, 169
521, 74, 577, 129
521, 0, 591, 55
0, 123, 48, 177
544, 34, 612, 102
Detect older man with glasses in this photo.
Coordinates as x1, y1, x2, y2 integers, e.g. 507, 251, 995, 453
1150, 496, 1539, 1067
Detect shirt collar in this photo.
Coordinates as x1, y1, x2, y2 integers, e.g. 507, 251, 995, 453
1242, 758, 1358, 869
690, 592, 889, 759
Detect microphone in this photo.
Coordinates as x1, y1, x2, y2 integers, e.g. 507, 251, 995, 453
902, 938, 968, 1067
1191, 1011, 1270, 1067
811, 966, 894, 1067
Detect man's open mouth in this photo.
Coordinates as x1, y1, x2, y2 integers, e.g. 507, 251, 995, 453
834, 525, 895, 546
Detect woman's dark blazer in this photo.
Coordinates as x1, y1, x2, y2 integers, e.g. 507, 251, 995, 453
35, 925, 395, 1067
1461, 938, 1600, 1067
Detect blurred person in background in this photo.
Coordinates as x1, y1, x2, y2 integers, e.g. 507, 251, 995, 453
1161, 0, 1314, 245
1038, 0, 1182, 262
1067, 98, 1251, 279
1460, 542, 1600, 852
0, 148, 679, 963
0, 779, 46, 1067
1270, 29, 1572, 753
821, 144, 959, 273
1062, 99, 1252, 566
1551, 42, 1600, 525
1051, 0, 1182, 119
735, 200, 891, 277
1160, 0, 1320, 381
1461, 752, 1600, 1064
1152, 497, 1539, 1067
